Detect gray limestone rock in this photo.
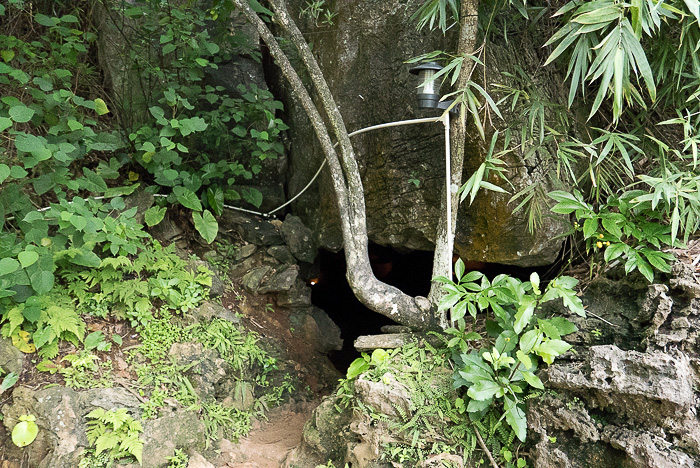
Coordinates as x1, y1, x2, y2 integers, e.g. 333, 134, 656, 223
241, 266, 273, 293
0, 335, 24, 376
140, 412, 206, 468
222, 211, 284, 246
602, 426, 695, 468
544, 345, 695, 423
277, 279, 312, 308
193, 302, 241, 324
235, 244, 258, 261
267, 245, 298, 265
280, 215, 317, 264
259, 265, 299, 294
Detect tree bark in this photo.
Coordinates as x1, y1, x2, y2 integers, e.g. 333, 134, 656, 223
427, 0, 481, 326
232, 0, 436, 329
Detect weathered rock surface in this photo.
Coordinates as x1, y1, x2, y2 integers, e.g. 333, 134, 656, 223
280, 215, 317, 264
277, 0, 568, 266
0, 386, 204, 468
527, 265, 700, 468
0, 335, 24, 376
544, 345, 695, 423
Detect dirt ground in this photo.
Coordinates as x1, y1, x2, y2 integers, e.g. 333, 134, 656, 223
214, 400, 319, 468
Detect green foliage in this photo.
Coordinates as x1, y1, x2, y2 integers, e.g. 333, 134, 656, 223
0, 366, 19, 394
550, 189, 679, 282
81, 408, 143, 466
60, 351, 113, 390
166, 448, 189, 468
12, 414, 39, 447
132, 315, 288, 443
1, 1, 285, 331
338, 341, 534, 466
435, 261, 581, 442
115, 1, 288, 240
301, 0, 338, 26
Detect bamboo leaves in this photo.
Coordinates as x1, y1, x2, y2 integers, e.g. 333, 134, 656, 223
545, 1, 657, 121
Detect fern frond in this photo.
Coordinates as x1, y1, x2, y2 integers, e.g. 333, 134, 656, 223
45, 305, 86, 343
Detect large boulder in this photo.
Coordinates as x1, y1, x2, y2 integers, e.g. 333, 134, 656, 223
277, 0, 569, 266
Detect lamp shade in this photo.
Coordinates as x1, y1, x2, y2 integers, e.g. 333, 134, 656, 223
408, 61, 443, 109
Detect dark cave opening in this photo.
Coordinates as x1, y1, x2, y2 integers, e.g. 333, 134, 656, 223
310, 244, 435, 371
310, 244, 560, 372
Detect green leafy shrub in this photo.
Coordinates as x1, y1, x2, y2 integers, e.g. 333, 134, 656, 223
113, 1, 288, 238
60, 351, 113, 389
435, 260, 583, 442
550, 189, 679, 282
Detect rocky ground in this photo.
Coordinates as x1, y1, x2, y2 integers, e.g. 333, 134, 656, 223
2, 212, 700, 468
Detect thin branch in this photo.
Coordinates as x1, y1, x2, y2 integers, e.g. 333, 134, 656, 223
475, 426, 501, 468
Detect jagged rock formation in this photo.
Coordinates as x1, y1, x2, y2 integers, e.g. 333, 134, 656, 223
283, 263, 700, 468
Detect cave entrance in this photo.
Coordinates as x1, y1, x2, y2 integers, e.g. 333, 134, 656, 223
310, 244, 561, 372
310, 244, 434, 371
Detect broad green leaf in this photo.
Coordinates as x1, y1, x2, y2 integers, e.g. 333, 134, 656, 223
0, 258, 20, 276
516, 350, 533, 369
241, 188, 263, 208
496, 330, 517, 354
33, 327, 55, 350
18, 251, 39, 269
0, 163, 8, 183
12, 416, 38, 447
0, 117, 12, 132
604, 242, 628, 262
173, 186, 202, 211
9, 105, 35, 123
521, 370, 544, 389
94, 98, 109, 115
514, 296, 536, 334
637, 256, 654, 282
1, 372, 19, 393
207, 187, 225, 216
548, 317, 578, 336
458, 353, 494, 383
467, 380, 501, 401
538, 319, 561, 340
346, 357, 370, 379
84, 331, 105, 351
14, 133, 45, 153
467, 397, 492, 413
455, 258, 465, 280
519, 329, 540, 354
504, 396, 527, 441
70, 251, 101, 268
35, 13, 58, 26
643, 250, 672, 273
583, 218, 598, 239
371, 349, 390, 365
192, 210, 218, 244
144, 206, 167, 227
30, 270, 54, 295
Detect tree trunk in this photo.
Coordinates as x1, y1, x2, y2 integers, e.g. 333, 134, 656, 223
427, 0, 481, 326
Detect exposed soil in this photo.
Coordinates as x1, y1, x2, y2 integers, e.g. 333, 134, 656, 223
214, 400, 319, 468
